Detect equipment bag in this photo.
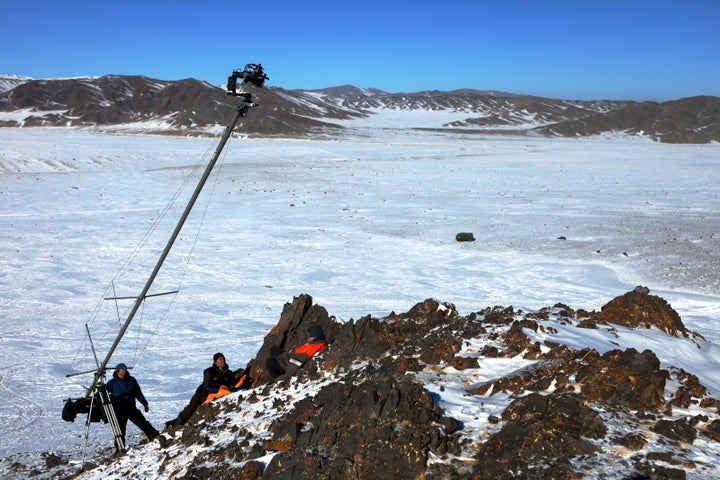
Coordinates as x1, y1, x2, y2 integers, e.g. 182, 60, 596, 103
61, 395, 107, 423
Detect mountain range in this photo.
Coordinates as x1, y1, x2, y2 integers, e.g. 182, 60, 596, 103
1, 75, 718, 143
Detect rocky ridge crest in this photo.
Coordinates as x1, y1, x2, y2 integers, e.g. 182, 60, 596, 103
55, 288, 720, 480
1, 75, 718, 143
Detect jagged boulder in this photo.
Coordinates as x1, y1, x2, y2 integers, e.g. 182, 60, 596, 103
100, 292, 719, 480
468, 353, 581, 397
262, 367, 453, 479
322, 297, 462, 368
652, 418, 697, 444
244, 294, 337, 386
456, 232, 475, 242
703, 419, 720, 441
473, 392, 607, 479
503, 319, 543, 358
577, 348, 667, 410
594, 286, 688, 336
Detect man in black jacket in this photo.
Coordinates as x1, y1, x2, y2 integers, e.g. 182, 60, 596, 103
169, 353, 235, 427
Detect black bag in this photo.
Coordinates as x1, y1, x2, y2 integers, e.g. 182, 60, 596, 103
61, 398, 80, 422
61, 395, 108, 423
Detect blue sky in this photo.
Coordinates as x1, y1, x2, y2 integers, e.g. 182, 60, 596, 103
1, 0, 718, 100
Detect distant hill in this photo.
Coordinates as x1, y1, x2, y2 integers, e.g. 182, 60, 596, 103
536, 96, 720, 143
0, 74, 718, 143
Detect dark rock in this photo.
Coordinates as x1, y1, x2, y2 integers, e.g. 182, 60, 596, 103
577, 318, 598, 329
502, 319, 539, 357
455, 232, 475, 242
469, 348, 591, 397
395, 355, 420, 373
450, 356, 479, 370
700, 397, 720, 410
481, 305, 516, 325
577, 348, 667, 410
241, 461, 264, 479
552, 302, 576, 317
646, 451, 673, 462
632, 463, 688, 480
262, 374, 447, 480
438, 416, 459, 434
401, 298, 458, 326
689, 414, 708, 427
672, 387, 693, 408
671, 368, 708, 400
615, 433, 647, 450
44, 453, 66, 468
480, 345, 500, 357
501, 393, 607, 439
594, 289, 688, 336
703, 419, 720, 441
473, 393, 606, 478
652, 419, 697, 444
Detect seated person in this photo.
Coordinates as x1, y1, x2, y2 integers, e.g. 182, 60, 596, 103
169, 352, 236, 427
266, 324, 328, 380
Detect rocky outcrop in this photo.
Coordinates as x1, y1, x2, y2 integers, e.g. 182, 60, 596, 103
577, 348, 667, 409
473, 392, 607, 479
593, 286, 688, 336
262, 375, 448, 480
53, 289, 720, 480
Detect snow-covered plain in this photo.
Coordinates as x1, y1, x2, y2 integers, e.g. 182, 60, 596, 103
1, 113, 719, 477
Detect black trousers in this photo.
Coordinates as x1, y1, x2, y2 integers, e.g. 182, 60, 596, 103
266, 357, 286, 379
177, 390, 205, 424
115, 406, 158, 451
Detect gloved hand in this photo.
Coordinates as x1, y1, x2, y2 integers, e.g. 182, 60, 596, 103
144, 404, 149, 413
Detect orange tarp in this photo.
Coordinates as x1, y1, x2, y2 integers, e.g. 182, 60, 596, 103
201, 373, 248, 405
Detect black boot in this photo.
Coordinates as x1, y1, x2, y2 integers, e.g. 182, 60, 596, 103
155, 434, 168, 448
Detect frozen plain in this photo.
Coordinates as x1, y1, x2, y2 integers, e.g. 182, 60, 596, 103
0, 113, 719, 471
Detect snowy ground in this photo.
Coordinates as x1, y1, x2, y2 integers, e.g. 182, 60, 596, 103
0, 115, 719, 475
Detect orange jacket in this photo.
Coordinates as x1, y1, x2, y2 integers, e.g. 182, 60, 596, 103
203, 341, 328, 404
292, 341, 327, 359
202, 372, 250, 405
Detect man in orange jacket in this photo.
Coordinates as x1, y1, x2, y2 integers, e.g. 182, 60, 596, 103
266, 324, 328, 380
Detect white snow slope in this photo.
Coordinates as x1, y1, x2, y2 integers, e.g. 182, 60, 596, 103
0, 112, 719, 478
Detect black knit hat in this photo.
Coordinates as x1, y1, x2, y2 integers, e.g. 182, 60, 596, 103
307, 324, 325, 341
213, 352, 225, 362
